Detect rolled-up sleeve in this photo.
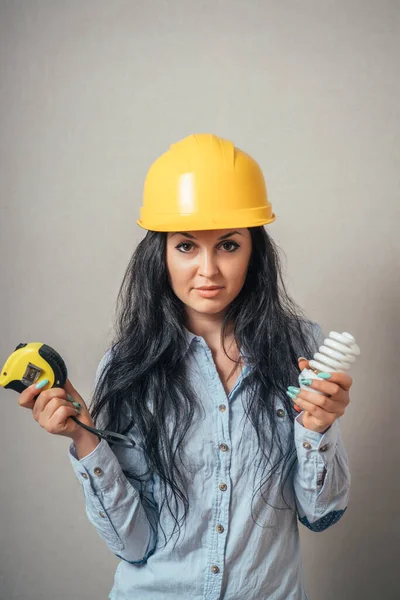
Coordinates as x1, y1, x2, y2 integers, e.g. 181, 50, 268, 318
293, 416, 350, 531
68, 348, 157, 563
293, 321, 351, 531
69, 437, 157, 563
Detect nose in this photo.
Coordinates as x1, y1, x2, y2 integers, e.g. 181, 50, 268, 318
197, 248, 219, 278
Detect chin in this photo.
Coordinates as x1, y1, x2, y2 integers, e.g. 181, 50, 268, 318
191, 300, 230, 315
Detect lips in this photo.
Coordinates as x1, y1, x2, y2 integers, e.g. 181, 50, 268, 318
194, 286, 224, 298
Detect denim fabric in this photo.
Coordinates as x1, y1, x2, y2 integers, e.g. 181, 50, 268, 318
69, 322, 350, 599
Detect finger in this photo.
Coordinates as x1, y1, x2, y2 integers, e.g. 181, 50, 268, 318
63, 379, 87, 409
40, 404, 79, 434
296, 389, 345, 415
314, 371, 353, 391
298, 357, 309, 371
41, 396, 79, 421
289, 394, 340, 421
18, 381, 51, 409
300, 378, 342, 398
32, 387, 68, 421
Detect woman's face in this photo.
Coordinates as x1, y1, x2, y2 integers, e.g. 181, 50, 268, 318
166, 229, 252, 317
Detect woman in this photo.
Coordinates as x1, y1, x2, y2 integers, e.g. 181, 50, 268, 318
19, 134, 352, 599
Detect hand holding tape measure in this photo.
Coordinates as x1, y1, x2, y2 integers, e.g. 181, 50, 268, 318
0, 343, 135, 448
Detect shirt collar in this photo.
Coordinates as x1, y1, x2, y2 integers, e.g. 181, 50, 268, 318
182, 327, 202, 356
182, 327, 253, 379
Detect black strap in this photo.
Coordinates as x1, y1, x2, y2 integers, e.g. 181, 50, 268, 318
70, 416, 135, 448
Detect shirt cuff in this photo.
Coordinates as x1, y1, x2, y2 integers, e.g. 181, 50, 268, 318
294, 413, 340, 465
68, 438, 126, 493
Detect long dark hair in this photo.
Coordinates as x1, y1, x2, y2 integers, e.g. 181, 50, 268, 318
91, 226, 319, 541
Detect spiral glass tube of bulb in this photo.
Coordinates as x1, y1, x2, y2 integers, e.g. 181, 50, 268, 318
298, 331, 360, 395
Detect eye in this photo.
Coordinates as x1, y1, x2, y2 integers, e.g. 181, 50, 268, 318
176, 242, 195, 253
220, 241, 240, 252
175, 240, 240, 253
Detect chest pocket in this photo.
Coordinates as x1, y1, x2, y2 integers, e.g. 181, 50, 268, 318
152, 399, 216, 480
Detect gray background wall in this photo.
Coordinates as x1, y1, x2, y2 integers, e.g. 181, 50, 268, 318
0, 1, 398, 598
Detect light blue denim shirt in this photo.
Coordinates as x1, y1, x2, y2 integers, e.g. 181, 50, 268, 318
68, 323, 350, 599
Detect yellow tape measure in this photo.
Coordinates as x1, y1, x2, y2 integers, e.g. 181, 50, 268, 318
0, 343, 134, 448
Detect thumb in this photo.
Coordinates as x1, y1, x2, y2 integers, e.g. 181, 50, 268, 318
298, 357, 309, 371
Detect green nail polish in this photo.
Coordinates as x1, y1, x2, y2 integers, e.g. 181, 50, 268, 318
317, 372, 332, 379
36, 379, 49, 390
286, 390, 298, 400
74, 407, 80, 414
72, 401, 81, 408
288, 386, 300, 394
299, 378, 312, 386
67, 394, 73, 402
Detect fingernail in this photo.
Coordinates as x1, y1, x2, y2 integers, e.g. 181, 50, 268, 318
299, 378, 312, 386
288, 386, 300, 394
74, 407, 80, 414
36, 379, 49, 390
317, 372, 332, 379
67, 395, 81, 408
286, 390, 298, 400
293, 404, 302, 412
298, 357, 307, 361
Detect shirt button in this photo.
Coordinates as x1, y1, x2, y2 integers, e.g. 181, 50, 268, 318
303, 441, 312, 450
99, 512, 106, 518
216, 524, 224, 533
219, 404, 226, 412
319, 444, 328, 452
276, 408, 285, 417
219, 443, 229, 452
94, 467, 103, 476
211, 565, 220, 574
81, 473, 88, 479
219, 483, 227, 491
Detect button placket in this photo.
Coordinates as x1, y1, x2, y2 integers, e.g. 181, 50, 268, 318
200, 346, 231, 596
210, 398, 231, 591
199, 340, 238, 597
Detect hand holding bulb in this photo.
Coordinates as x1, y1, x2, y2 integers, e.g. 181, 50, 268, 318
286, 332, 360, 434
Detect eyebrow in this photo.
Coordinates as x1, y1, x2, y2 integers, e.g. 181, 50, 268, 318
170, 231, 243, 241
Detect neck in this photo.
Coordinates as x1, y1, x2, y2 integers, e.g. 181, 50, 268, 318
185, 309, 233, 352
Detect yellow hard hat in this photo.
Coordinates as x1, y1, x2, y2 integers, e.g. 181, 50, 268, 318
137, 133, 275, 231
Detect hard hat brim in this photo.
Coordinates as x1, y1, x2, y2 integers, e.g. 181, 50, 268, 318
137, 211, 276, 232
